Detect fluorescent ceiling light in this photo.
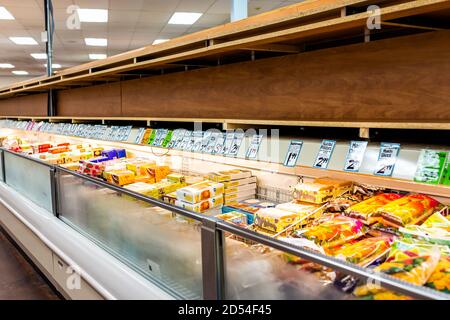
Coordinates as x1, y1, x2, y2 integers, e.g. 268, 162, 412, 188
12, 70, 29, 75
77, 9, 108, 23
9, 37, 38, 45
168, 12, 202, 25
31, 53, 47, 60
152, 39, 169, 45
0, 6, 14, 20
44, 63, 61, 69
89, 54, 107, 60
85, 38, 107, 47
0, 63, 14, 69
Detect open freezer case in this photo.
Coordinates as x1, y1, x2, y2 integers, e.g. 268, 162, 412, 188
0, 121, 449, 300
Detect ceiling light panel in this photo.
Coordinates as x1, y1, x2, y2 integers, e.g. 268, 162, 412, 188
0, 6, 14, 20
152, 39, 169, 45
0, 63, 14, 69
168, 12, 202, 25
89, 54, 107, 60
12, 71, 29, 75
85, 38, 108, 46
77, 9, 108, 23
31, 53, 47, 60
9, 37, 38, 45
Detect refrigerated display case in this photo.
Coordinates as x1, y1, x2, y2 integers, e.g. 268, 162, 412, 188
0, 119, 448, 300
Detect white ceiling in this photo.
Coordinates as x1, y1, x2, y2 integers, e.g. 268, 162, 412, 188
0, 0, 302, 86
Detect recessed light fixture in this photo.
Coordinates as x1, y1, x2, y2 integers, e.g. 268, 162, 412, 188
0, 63, 14, 69
9, 37, 38, 45
85, 38, 107, 47
31, 53, 47, 60
0, 6, 14, 20
168, 12, 202, 25
77, 9, 108, 23
89, 54, 107, 60
12, 70, 29, 75
44, 63, 61, 69
152, 39, 169, 45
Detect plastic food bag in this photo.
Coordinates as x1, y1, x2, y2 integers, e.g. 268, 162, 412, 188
344, 193, 403, 224
294, 215, 367, 248
374, 194, 443, 228
400, 212, 450, 246
353, 238, 441, 300
332, 236, 393, 266
426, 254, 450, 294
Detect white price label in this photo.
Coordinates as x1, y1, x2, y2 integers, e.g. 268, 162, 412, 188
344, 141, 368, 172
284, 140, 303, 167
313, 140, 336, 169
374, 142, 401, 176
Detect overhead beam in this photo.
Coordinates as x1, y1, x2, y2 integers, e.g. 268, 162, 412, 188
382, 21, 444, 31
240, 44, 301, 53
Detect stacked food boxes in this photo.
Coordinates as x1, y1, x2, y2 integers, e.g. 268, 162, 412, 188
175, 180, 224, 213
206, 170, 256, 206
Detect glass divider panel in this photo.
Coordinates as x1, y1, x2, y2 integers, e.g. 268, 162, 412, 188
56, 170, 203, 299
3, 152, 53, 212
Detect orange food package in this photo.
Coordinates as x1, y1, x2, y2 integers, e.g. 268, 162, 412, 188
139, 165, 170, 182
344, 193, 403, 224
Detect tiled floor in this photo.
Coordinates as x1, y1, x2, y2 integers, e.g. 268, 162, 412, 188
0, 229, 60, 300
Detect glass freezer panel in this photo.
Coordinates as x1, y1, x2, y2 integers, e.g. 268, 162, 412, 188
223, 236, 349, 300
0, 150, 4, 182
3, 152, 53, 212
56, 171, 203, 299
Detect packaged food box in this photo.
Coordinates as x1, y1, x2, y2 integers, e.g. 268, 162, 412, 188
222, 205, 256, 224
78, 161, 105, 177
254, 208, 301, 233
185, 175, 204, 185
175, 195, 224, 213
276, 201, 323, 220
374, 194, 443, 228
126, 161, 156, 175
223, 176, 257, 188
167, 173, 186, 184
293, 182, 334, 204
106, 170, 135, 186
345, 193, 403, 224
92, 147, 104, 157
176, 181, 224, 203
206, 169, 252, 182
59, 163, 81, 171
79, 152, 93, 160
224, 183, 257, 194
49, 146, 69, 154
224, 189, 256, 203
331, 236, 393, 266
134, 175, 156, 184
216, 211, 247, 226
240, 199, 276, 208
124, 182, 157, 197
140, 165, 171, 182
314, 177, 353, 197
162, 192, 178, 205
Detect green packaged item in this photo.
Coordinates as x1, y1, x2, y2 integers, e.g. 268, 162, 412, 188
147, 129, 157, 145
161, 130, 174, 148
414, 149, 448, 185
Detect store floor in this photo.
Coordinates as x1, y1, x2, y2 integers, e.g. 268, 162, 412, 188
0, 228, 61, 300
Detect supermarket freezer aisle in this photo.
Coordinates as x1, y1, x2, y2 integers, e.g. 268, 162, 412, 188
0, 228, 61, 300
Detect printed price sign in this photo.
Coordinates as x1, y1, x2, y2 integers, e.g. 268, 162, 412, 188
313, 140, 336, 169
222, 132, 235, 155
344, 141, 368, 172
246, 135, 263, 159
374, 142, 401, 176
192, 131, 204, 152
284, 140, 303, 167
213, 133, 226, 154
180, 131, 193, 151
205, 132, 220, 154
228, 132, 244, 157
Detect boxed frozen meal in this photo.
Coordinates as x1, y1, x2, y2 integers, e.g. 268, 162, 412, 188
223, 176, 257, 188
175, 195, 224, 213
254, 208, 301, 233
293, 182, 334, 204
176, 181, 224, 203
206, 169, 252, 182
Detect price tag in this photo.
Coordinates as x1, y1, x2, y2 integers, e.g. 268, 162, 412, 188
200, 131, 212, 153
222, 132, 235, 155
205, 132, 220, 154
213, 133, 226, 154
374, 142, 401, 176
180, 131, 193, 151
246, 135, 263, 159
228, 132, 244, 157
174, 130, 188, 149
313, 139, 336, 169
284, 140, 303, 167
134, 128, 146, 144
344, 141, 368, 172
189, 131, 202, 152
167, 129, 181, 149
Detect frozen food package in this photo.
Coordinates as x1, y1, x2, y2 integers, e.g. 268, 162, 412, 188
206, 169, 252, 182
353, 238, 441, 300
332, 236, 393, 266
254, 208, 301, 233
175, 195, 223, 213
425, 250, 450, 293
399, 211, 450, 246
176, 181, 224, 203
375, 194, 443, 228
215, 211, 247, 226
275, 201, 323, 220
293, 182, 334, 204
223, 176, 257, 188
344, 193, 403, 223
314, 177, 353, 197
326, 194, 362, 213
294, 215, 367, 248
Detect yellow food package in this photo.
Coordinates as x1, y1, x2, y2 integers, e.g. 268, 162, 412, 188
167, 173, 186, 184
175, 195, 223, 213
254, 208, 301, 233
176, 181, 224, 203
106, 170, 135, 186
140, 165, 170, 182
92, 147, 104, 157
354, 239, 441, 299
293, 182, 334, 204
314, 177, 353, 197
